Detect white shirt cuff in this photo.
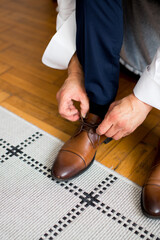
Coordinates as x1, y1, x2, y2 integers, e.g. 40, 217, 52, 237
56, 14, 64, 31
42, 12, 76, 70
133, 67, 160, 110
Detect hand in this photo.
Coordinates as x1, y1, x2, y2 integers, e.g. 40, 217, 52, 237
96, 94, 152, 140
56, 72, 89, 121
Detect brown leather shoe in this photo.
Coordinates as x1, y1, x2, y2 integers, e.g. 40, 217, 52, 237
141, 140, 160, 218
51, 113, 108, 181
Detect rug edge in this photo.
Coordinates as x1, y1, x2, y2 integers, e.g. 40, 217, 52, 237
0, 106, 141, 190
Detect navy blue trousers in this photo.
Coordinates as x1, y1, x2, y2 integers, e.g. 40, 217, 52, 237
76, 0, 123, 118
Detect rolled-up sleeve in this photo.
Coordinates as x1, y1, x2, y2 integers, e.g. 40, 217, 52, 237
56, 0, 75, 30
133, 47, 160, 110
42, 0, 76, 70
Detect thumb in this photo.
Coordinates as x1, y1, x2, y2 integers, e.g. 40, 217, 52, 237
80, 95, 89, 118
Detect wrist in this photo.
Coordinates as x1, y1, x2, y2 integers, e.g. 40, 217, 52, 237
65, 72, 84, 85
68, 71, 84, 78
68, 52, 83, 76
131, 93, 153, 113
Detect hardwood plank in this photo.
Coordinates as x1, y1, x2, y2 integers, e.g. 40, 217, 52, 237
0, 73, 58, 104
0, 91, 11, 103
116, 142, 154, 186
0, 20, 13, 33
44, 116, 78, 137
3, 12, 56, 35
2, 94, 77, 135
1, 69, 58, 94
0, 77, 76, 134
4, 96, 49, 121
1, 0, 57, 21
0, 39, 11, 51
1, 25, 53, 49
6, 67, 65, 88
0, 61, 11, 74
116, 76, 136, 100
0, 46, 66, 83
128, 149, 156, 186
127, 124, 160, 185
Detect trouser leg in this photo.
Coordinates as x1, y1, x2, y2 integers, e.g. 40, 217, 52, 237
76, 0, 123, 118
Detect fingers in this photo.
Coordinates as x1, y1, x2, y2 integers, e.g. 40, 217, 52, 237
104, 125, 122, 138
57, 88, 89, 121
112, 131, 125, 140
59, 100, 77, 115
96, 107, 127, 140
96, 100, 125, 139
112, 130, 131, 140
58, 100, 80, 121
80, 95, 89, 118
97, 116, 132, 140
97, 94, 150, 141
96, 116, 112, 135
98, 123, 128, 140
97, 121, 122, 139
61, 113, 80, 122
56, 72, 89, 121
96, 103, 119, 135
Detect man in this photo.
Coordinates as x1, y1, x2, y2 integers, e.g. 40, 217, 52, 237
42, 0, 160, 218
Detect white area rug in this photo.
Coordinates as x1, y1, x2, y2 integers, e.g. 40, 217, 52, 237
0, 106, 160, 240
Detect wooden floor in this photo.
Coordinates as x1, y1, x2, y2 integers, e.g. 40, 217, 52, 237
0, 0, 160, 186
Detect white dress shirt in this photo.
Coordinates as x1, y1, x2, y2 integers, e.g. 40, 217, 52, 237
42, 0, 160, 110
42, 0, 76, 69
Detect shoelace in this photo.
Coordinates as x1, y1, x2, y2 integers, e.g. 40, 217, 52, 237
79, 115, 99, 132
78, 116, 101, 148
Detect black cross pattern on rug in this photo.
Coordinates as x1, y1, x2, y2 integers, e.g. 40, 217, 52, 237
0, 133, 159, 240
40, 176, 160, 240
79, 191, 100, 207
6, 145, 23, 157
0, 132, 43, 164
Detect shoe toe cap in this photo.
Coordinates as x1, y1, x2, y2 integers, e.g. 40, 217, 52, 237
142, 185, 160, 217
51, 150, 85, 180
